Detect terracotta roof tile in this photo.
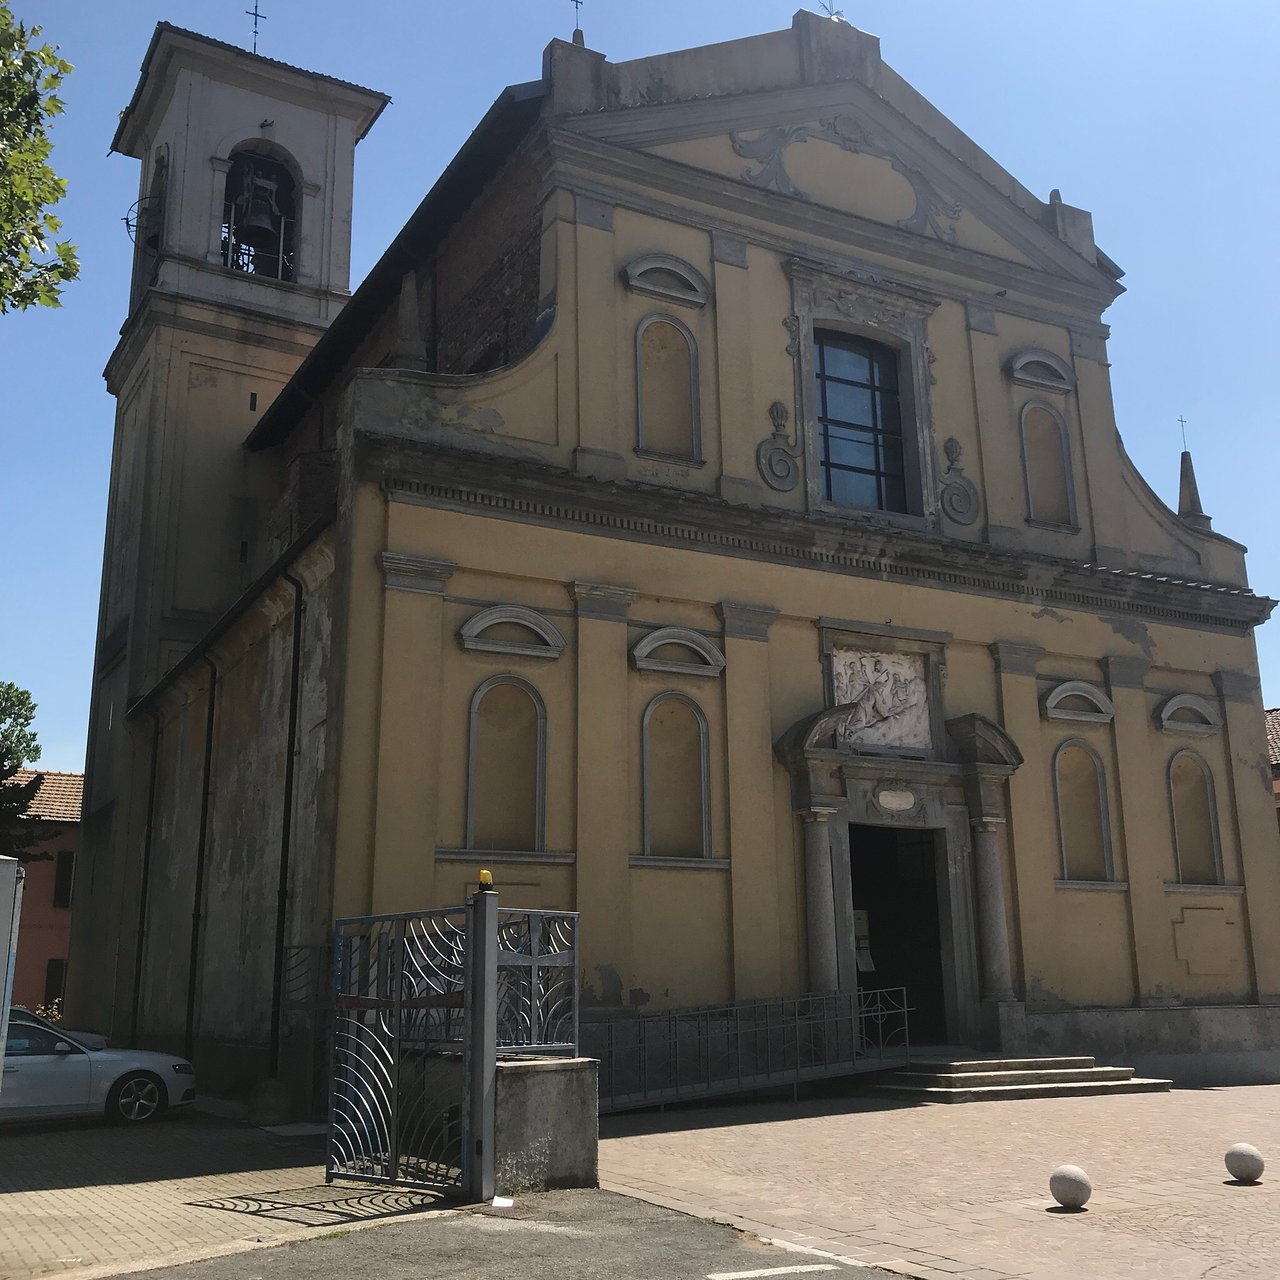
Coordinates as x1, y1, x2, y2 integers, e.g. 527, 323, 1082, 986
1266, 710, 1280, 770
7, 770, 83, 823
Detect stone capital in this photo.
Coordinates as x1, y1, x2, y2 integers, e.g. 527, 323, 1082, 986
799, 806, 839, 825
1102, 654, 1151, 690
989, 640, 1043, 676
717, 600, 778, 641
570, 580, 636, 621
1213, 669, 1260, 703
379, 552, 456, 594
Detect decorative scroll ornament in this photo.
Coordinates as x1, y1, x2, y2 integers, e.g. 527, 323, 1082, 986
729, 115, 962, 243
756, 400, 804, 492
939, 437, 980, 526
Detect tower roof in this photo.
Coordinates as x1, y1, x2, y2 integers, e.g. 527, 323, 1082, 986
112, 23, 390, 156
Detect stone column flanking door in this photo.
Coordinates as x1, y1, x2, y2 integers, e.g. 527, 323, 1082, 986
971, 819, 1016, 1003
801, 807, 840, 992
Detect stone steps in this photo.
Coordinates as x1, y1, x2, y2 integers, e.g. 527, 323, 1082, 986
876, 1055, 1172, 1103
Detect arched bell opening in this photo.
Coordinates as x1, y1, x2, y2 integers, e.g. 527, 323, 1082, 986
221, 149, 298, 282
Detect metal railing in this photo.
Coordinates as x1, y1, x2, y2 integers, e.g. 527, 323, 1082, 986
496, 910, 579, 1054
584, 987, 911, 1114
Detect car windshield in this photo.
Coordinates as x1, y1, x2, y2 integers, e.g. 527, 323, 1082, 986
9, 1011, 93, 1051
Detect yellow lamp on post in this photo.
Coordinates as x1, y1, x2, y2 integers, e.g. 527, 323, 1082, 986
478, 869, 494, 892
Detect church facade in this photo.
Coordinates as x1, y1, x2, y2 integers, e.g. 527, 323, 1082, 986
69, 15, 1280, 1106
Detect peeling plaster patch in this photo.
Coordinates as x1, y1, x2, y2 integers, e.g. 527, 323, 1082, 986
1103, 614, 1155, 659
595, 965, 623, 1007
1031, 606, 1070, 624
628, 987, 651, 1008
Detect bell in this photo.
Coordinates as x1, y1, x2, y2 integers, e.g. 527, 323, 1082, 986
237, 194, 279, 249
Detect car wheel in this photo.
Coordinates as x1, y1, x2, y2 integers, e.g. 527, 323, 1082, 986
107, 1072, 167, 1124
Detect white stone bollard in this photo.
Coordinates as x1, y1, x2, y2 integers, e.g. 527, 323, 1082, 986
1049, 1164, 1093, 1209
1225, 1143, 1265, 1183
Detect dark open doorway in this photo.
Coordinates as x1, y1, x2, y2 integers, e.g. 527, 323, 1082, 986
849, 824, 948, 1044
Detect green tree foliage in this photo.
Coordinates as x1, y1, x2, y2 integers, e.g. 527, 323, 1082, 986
0, 680, 46, 861
0, 3, 78, 312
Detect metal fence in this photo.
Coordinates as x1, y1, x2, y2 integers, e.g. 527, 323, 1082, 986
584, 987, 911, 1114
325, 895, 579, 1198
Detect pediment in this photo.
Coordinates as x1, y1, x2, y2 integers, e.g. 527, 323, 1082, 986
565, 85, 1113, 289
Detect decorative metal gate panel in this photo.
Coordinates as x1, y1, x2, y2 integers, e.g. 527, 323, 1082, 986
327, 907, 471, 1193
497, 910, 579, 1053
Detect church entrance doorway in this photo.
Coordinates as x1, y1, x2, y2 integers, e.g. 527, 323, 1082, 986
849, 824, 948, 1045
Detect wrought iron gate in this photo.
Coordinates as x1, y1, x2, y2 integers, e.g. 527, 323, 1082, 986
326, 894, 579, 1197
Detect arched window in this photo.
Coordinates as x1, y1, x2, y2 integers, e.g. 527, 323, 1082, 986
1054, 740, 1112, 881
813, 330, 906, 513
466, 676, 546, 852
1169, 751, 1222, 885
1021, 402, 1076, 528
642, 693, 711, 859
221, 149, 297, 282
636, 315, 700, 460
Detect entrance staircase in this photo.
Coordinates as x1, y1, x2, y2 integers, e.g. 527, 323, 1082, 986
876, 1055, 1172, 1103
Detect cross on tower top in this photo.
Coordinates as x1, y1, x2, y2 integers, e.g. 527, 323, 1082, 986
1178, 415, 1188, 450
571, 0, 583, 31
245, 1, 266, 55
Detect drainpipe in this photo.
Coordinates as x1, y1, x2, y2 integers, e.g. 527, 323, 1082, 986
184, 657, 218, 1063
268, 572, 305, 1077
129, 709, 162, 1043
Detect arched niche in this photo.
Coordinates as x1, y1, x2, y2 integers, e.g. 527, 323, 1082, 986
1042, 680, 1115, 724
1021, 401, 1077, 529
622, 253, 711, 308
466, 675, 547, 852
641, 692, 712, 859
631, 627, 725, 678
1053, 738, 1114, 882
1156, 693, 1222, 737
636, 313, 701, 461
459, 606, 567, 660
1168, 749, 1223, 885
1006, 347, 1076, 394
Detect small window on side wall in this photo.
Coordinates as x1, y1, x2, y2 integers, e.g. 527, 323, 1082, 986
1054, 740, 1112, 881
1021, 402, 1076, 528
1169, 750, 1222, 885
814, 330, 908, 514
636, 315, 700, 461
642, 693, 711, 859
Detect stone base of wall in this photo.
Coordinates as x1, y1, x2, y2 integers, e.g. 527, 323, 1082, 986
495, 1057, 598, 1195
1016, 1004, 1280, 1086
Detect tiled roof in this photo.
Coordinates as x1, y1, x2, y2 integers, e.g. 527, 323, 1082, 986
1266, 709, 1280, 769
7, 770, 83, 823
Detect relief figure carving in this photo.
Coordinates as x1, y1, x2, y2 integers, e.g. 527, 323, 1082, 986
831, 648, 931, 750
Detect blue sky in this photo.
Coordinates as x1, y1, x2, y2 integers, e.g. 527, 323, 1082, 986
3, 0, 1279, 769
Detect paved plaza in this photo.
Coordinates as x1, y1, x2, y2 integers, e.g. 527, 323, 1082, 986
600, 1084, 1280, 1280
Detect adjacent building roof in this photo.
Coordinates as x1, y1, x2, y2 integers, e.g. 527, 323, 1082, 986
9, 770, 84, 823
1265, 709, 1280, 770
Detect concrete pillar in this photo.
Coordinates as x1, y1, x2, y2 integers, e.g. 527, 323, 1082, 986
369, 551, 455, 912
971, 820, 1015, 1002
571, 582, 636, 1008
801, 807, 840, 992
1103, 655, 1171, 1005
1215, 668, 1280, 1002
718, 602, 781, 997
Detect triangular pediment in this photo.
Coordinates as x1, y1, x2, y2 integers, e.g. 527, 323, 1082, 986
563, 78, 1114, 291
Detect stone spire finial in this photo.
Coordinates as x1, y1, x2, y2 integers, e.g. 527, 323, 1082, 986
1178, 449, 1212, 532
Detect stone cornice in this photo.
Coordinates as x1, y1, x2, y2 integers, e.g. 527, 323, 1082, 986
570, 581, 636, 620
365, 437, 1274, 635
717, 601, 778, 641
379, 552, 457, 594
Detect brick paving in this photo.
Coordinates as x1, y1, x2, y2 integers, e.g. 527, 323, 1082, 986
0, 1115, 444, 1280
599, 1085, 1280, 1280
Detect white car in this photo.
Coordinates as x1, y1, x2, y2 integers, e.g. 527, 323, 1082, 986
1, 1013, 197, 1124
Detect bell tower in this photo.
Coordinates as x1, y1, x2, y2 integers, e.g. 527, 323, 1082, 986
71, 24, 386, 1032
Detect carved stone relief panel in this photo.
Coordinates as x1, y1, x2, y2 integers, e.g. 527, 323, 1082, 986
830, 647, 931, 751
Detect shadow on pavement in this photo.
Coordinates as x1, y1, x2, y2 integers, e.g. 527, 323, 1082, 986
189, 1182, 447, 1227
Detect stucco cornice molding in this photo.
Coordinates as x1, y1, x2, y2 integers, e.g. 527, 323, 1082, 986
379, 552, 456, 594
373, 449, 1274, 634
570, 580, 636, 621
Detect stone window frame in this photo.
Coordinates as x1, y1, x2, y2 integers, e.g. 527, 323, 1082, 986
1052, 737, 1115, 884
1006, 347, 1077, 394
465, 674, 547, 854
640, 690, 712, 860
622, 253, 711, 309
1167, 748, 1224, 887
631, 627, 725, 678
785, 260, 941, 531
1156, 693, 1223, 737
634, 312, 703, 465
1019, 398, 1080, 532
1041, 679, 1115, 725
458, 605, 567, 660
